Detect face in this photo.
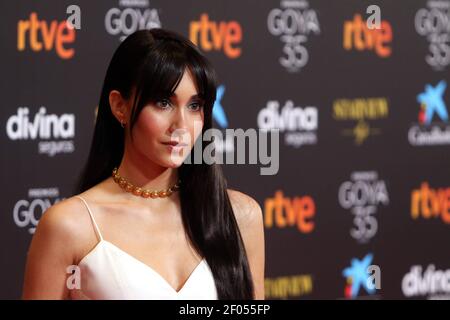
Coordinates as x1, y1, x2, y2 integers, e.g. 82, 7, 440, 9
127, 69, 204, 168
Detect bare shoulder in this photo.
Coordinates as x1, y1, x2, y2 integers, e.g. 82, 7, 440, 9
227, 189, 263, 229
33, 194, 96, 261
227, 188, 265, 299
22, 194, 95, 299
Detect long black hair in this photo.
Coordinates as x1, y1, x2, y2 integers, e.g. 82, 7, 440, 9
74, 28, 254, 299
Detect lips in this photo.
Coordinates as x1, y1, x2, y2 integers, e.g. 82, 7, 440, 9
162, 141, 188, 147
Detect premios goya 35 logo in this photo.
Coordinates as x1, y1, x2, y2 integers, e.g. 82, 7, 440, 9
415, 0, 450, 70
338, 171, 389, 243
13, 188, 63, 234
267, 0, 320, 72
105, 0, 161, 41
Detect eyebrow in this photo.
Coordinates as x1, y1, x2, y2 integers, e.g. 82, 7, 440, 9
169, 93, 203, 100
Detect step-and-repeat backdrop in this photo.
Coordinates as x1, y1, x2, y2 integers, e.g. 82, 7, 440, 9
1, 0, 449, 299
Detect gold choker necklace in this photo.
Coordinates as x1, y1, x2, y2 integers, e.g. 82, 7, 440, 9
112, 167, 180, 199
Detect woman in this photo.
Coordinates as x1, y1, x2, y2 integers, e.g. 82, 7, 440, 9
22, 28, 265, 300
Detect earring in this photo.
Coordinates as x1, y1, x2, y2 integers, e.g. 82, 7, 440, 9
120, 120, 125, 128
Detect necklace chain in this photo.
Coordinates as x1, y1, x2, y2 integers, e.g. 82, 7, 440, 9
112, 167, 180, 199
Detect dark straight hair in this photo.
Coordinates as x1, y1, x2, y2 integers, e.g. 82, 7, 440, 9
74, 28, 254, 299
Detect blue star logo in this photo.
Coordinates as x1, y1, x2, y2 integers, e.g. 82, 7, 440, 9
213, 85, 228, 128
417, 80, 448, 124
342, 253, 375, 298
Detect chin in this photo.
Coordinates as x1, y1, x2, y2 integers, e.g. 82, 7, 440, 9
161, 156, 186, 168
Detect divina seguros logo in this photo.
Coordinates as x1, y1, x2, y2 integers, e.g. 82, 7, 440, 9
257, 100, 318, 148
6, 107, 76, 156
402, 264, 450, 299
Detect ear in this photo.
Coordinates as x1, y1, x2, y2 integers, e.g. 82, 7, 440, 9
109, 90, 129, 125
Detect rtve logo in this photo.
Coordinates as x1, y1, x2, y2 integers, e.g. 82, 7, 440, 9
411, 182, 450, 224
264, 190, 315, 233
343, 13, 392, 58
189, 14, 242, 59
17, 12, 76, 59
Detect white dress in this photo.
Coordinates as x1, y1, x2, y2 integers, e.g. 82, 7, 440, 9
70, 195, 218, 300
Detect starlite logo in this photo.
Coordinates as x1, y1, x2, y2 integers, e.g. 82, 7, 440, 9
333, 97, 388, 145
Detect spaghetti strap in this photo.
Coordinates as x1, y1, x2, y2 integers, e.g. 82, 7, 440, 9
75, 195, 104, 242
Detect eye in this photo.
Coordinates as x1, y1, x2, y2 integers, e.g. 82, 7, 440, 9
188, 101, 204, 111
155, 99, 172, 109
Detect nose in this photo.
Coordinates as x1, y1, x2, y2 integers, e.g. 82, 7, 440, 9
168, 107, 189, 137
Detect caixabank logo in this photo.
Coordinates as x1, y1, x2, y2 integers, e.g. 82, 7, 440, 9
190, 14, 242, 59
333, 97, 389, 145
411, 182, 450, 224
342, 253, 381, 299
267, 0, 320, 72
17, 12, 76, 59
105, 0, 161, 41
13, 187, 63, 234
415, 0, 450, 71
257, 100, 318, 148
402, 264, 450, 299
338, 171, 389, 243
211, 84, 234, 153
343, 12, 392, 57
264, 190, 315, 234
408, 80, 450, 146
6, 106, 76, 156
